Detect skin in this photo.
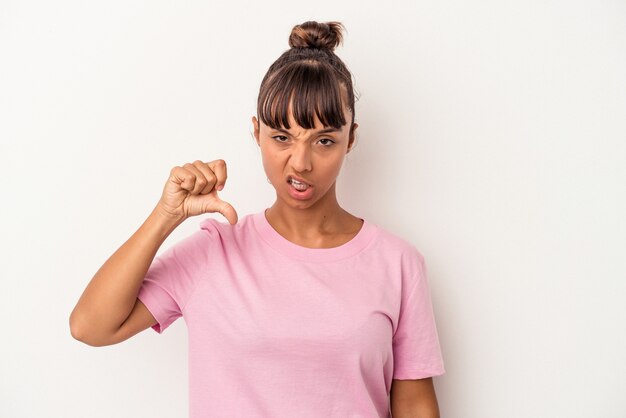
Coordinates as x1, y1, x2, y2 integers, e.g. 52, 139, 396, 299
251, 98, 362, 248
390, 378, 441, 418
252, 96, 440, 417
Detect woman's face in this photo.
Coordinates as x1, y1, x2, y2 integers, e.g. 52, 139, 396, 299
252, 102, 358, 209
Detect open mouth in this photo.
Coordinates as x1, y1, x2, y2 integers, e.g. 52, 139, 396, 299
287, 175, 312, 191
288, 178, 309, 191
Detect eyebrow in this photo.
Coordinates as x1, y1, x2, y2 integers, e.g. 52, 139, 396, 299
273, 127, 340, 135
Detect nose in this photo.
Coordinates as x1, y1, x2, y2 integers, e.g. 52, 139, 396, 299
289, 141, 312, 173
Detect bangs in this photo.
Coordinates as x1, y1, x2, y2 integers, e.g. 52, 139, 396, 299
258, 62, 349, 131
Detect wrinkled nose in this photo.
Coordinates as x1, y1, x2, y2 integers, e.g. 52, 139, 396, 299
289, 142, 312, 172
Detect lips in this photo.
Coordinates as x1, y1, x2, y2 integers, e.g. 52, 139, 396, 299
287, 175, 313, 187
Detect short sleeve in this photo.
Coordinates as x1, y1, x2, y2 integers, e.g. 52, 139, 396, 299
392, 255, 445, 379
137, 228, 211, 334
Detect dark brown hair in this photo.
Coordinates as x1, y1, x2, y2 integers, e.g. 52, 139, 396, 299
256, 21, 359, 132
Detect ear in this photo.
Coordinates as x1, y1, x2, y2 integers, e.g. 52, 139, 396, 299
251, 116, 260, 146
347, 122, 358, 153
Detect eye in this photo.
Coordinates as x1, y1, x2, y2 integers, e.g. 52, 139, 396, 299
271, 135, 335, 147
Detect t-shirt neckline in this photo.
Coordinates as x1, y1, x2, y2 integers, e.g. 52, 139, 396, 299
251, 209, 379, 262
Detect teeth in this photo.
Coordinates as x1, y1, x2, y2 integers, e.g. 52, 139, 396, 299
290, 179, 308, 190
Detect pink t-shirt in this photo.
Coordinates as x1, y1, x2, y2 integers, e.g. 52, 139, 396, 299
137, 209, 445, 417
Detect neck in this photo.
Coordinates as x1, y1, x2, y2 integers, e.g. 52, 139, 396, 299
266, 185, 348, 239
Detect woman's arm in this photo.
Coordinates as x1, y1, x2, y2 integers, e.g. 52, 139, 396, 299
69, 205, 183, 346
390, 377, 440, 418
70, 159, 233, 346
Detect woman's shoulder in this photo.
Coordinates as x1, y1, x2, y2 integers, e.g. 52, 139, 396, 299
365, 219, 426, 264
197, 212, 257, 240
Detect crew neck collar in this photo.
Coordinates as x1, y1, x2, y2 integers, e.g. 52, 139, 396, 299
251, 209, 379, 262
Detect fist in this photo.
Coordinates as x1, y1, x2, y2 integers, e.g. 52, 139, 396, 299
156, 159, 238, 224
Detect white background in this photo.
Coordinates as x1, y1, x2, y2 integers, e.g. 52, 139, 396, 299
1, 1, 625, 417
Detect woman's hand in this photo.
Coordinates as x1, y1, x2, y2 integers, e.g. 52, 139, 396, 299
156, 159, 238, 225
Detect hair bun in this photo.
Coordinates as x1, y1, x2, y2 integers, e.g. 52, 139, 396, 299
288, 21, 345, 52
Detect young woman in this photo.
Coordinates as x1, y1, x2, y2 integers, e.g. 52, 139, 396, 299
70, 20, 445, 418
